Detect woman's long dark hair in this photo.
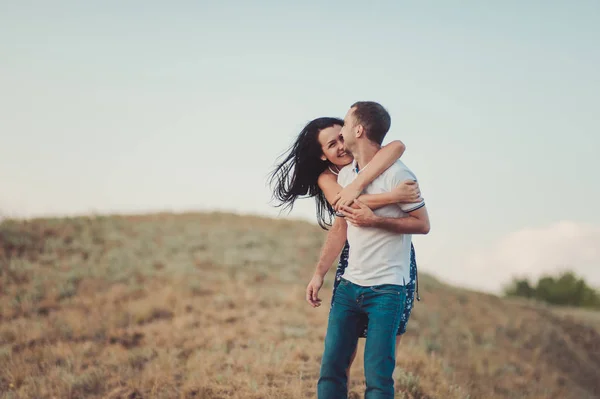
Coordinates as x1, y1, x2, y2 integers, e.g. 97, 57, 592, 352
268, 117, 344, 230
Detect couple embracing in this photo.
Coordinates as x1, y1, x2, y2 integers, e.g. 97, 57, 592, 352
270, 101, 430, 398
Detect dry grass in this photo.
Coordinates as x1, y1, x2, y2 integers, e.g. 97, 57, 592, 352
1, 212, 599, 398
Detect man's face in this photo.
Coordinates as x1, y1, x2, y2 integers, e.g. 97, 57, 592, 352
339, 107, 358, 152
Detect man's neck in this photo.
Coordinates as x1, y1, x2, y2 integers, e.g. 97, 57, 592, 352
352, 141, 381, 172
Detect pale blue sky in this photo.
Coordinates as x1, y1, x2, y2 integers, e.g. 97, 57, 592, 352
1, 1, 599, 291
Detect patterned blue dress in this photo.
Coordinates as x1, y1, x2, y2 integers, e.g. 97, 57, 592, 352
331, 241, 419, 337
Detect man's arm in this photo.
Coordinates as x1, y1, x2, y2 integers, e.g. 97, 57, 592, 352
370, 206, 430, 234
339, 201, 430, 235
306, 216, 348, 307
313, 217, 348, 278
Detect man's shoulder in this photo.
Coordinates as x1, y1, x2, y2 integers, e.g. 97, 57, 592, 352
382, 159, 418, 181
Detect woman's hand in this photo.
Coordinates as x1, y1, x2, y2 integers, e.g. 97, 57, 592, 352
392, 180, 422, 203
332, 182, 363, 211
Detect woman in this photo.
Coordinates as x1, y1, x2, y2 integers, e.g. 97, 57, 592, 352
269, 117, 421, 376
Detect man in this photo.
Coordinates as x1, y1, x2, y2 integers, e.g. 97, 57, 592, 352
314, 101, 430, 398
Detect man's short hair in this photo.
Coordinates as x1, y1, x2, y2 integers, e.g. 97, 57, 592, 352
351, 101, 391, 145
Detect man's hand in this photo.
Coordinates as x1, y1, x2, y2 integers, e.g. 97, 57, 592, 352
392, 180, 422, 203
306, 273, 324, 308
332, 182, 362, 211
339, 199, 379, 227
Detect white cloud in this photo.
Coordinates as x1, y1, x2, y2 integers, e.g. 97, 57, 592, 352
459, 221, 600, 294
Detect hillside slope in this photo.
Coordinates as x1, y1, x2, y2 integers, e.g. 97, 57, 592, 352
1, 212, 599, 398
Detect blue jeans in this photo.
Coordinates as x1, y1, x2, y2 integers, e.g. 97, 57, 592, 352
318, 278, 408, 399
332, 242, 419, 336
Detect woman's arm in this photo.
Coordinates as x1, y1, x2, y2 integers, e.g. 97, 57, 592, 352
332, 140, 406, 209
356, 180, 421, 208
348, 140, 406, 193
318, 169, 421, 211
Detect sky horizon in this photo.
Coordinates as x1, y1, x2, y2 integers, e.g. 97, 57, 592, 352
2, 1, 599, 294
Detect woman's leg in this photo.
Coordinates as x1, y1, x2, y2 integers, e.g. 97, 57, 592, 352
393, 245, 417, 355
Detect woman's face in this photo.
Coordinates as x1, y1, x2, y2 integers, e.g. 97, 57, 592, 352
317, 125, 353, 167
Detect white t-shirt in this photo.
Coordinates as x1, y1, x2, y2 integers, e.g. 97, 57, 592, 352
337, 158, 425, 287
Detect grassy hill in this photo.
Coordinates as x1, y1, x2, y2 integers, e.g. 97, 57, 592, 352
1, 212, 599, 399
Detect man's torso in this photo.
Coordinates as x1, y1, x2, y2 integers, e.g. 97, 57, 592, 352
338, 159, 418, 287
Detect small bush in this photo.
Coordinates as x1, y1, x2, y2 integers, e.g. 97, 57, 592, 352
504, 270, 600, 309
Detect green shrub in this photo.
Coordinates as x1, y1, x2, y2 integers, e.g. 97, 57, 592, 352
504, 271, 600, 309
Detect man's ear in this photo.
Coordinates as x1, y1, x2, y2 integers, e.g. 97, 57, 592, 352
356, 124, 364, 138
